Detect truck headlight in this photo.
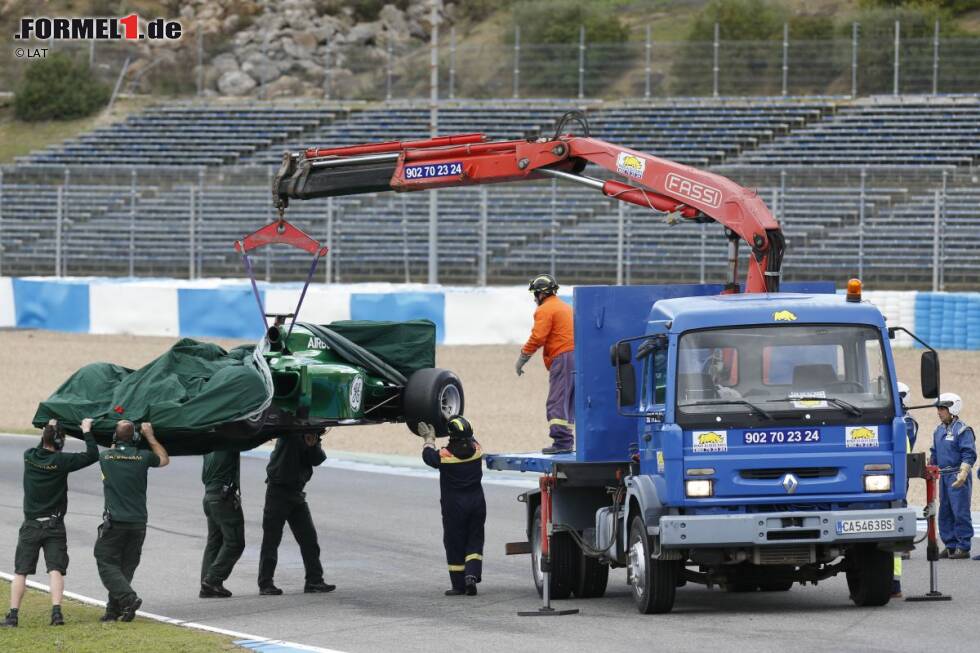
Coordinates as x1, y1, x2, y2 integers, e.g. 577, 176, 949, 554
864, 474, 892, 493
685, 479, 714, 498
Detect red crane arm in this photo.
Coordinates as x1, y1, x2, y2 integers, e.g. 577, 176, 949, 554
274, 129, 784, 293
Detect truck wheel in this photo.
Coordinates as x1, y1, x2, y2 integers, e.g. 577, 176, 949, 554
403, 368, 464, 436
628, 516, 677, 614
845, 544, 892, 607
573, 545, 609, 598
531, 506, 575, 600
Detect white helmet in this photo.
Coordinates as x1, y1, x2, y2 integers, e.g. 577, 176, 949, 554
896, 382, 910, 399
937, 392, 962, 417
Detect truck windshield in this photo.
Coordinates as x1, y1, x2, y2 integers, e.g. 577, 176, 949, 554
676, 324, 892, 423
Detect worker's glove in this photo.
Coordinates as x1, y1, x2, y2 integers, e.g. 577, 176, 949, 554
952, 462, 972, 489
515, 352, 531, 377
418, 422, 436, 447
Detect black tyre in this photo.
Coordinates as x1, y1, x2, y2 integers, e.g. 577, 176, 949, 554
403, 368, 464, 436
531, 506, 576, 600
845, 544, 893, 607
573, 545, 610, 598
627, 515, 677, 614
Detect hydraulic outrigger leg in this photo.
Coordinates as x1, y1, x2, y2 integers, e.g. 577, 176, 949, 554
518, 475, 579, 617
906, 457, 952, 602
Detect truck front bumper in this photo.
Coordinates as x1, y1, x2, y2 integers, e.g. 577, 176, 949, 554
658, 507, 916, 548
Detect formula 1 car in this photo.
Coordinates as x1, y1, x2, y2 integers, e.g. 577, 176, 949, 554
33, 316, 463, 455
259, 316, 463, 438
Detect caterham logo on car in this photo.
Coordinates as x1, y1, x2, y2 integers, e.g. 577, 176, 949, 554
349, 376, 363, 412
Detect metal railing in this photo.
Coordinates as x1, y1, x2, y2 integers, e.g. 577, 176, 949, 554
4, 23, 980, 100
1, 164, 977, 290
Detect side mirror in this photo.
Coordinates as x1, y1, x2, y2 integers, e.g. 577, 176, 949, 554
617, 363, 637, 407
921, 350, 940, 399
610, 341, 632, 366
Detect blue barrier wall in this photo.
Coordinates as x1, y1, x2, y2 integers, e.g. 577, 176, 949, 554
2, 277, 979, 349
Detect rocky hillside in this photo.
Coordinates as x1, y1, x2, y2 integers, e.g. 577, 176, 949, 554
182, 0, 448, 98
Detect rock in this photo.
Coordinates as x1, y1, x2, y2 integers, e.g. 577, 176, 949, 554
289, 59, 326, 78
379, 4, 409, 39
292, 30, 319, 50
223, 14, 240, 32
261, 74, 304, 99
217, 70, 257, 95
211, 52, 239, 75
283, 34, 318, 59
347, 20, 383, 46
242, 57, 281, 84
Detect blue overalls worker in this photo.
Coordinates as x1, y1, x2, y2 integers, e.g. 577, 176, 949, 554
928, 392, 976, 559
897, 382, 919, 450
420, 416, 486, 596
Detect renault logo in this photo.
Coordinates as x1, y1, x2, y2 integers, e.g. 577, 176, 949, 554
782, 473, 799, 494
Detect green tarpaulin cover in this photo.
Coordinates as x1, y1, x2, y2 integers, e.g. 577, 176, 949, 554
32, 339, 271, 454
325, 319, 436, 378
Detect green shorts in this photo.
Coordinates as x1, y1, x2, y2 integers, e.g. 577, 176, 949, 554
14, 519, 69, 575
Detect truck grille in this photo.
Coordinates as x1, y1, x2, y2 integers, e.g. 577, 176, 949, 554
741, 467, 838, 480
753, 545, 815, 566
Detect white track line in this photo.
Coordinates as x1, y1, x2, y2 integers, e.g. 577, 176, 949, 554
0, 571, 345, 653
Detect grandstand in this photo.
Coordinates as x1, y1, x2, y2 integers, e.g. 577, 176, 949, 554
3, 97, 979, 289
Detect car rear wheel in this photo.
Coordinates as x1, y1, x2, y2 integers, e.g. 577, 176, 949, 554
404, 368, 465, 435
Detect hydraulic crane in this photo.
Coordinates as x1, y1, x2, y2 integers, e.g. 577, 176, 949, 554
264, 111, 785, 294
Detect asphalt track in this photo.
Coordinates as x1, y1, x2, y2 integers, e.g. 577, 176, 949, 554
2, 435, 979, 653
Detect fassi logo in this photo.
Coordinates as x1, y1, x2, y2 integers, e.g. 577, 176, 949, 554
665, 173, 722, 208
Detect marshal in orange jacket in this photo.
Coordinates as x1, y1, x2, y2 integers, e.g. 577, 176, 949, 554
522, 295, 574, 369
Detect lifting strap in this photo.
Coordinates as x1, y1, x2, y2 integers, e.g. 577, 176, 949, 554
234, 214, 329, 337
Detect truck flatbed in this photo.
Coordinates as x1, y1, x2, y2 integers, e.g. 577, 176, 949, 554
485, 451, 630, 485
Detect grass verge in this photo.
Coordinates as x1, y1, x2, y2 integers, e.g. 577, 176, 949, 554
0, 578, 241, 652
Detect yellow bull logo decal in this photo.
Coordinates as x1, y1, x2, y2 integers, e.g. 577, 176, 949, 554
698, 432, 724, 444
851, 427, 875, 440
773, 310, 797, 321
616, 152, 646, 179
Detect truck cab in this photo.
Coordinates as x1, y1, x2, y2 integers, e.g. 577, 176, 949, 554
486, 283, 938, 614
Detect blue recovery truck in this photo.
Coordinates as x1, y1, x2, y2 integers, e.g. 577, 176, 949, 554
486, 281, 940, 614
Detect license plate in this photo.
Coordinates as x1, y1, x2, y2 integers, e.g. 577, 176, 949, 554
742, 429, 821, 445
836, 518, 895, 535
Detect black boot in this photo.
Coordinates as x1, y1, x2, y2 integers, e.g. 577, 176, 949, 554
119, 596, 142, 622
1, 609, 18, 628
541, 444, 572, 455
50, 606, 64, 626
200, 580, 232, 598
304, 581, 336, 594
464, 576, 478, 596
259, 585, 283, 596
444, 588, 465, 596
99, 610, 119, 622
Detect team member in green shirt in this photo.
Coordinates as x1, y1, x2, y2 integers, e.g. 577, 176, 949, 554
93, 420, 169, 622
199, 450, 245, 598
2, 418, 99, 628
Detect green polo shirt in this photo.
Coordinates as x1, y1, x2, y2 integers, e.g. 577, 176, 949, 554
202, 450, 240, 494
22, 434, 99, 520
99, 443, 160, 524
